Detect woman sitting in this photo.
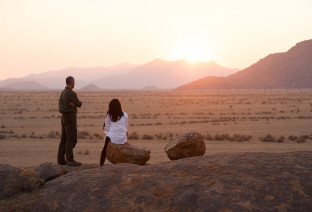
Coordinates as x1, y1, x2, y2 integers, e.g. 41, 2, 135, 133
99, 98, 128, 166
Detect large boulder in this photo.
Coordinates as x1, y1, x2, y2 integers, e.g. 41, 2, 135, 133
3, 152, 312, 211
165, 131, 206, 160
106, 142, 150, 165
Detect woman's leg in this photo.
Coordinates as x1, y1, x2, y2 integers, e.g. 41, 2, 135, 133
100, 137, 110, 166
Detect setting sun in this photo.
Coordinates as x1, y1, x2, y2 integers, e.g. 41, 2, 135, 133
171, 34, 213, 63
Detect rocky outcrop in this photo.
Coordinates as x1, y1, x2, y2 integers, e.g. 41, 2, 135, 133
0, 163, 67, 199
106, 142, 150, 165
165, 131, 206, 160
2, 152, 312, 211
0, 165, 43, 198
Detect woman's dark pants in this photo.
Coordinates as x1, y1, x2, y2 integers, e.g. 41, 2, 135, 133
100, 137, 110, 166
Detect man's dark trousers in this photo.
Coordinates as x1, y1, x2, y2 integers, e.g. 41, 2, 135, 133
58, 113, 77, 163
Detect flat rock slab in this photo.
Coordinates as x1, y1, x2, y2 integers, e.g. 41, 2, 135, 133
2, 152, 312, 211
165, 131, 206, 160
106, 142, 150, 165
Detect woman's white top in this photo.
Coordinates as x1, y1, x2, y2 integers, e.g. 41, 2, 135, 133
104, 112, 128, 144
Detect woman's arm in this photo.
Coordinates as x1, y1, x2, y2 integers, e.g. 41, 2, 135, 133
104, 115, 111, 134
125, 114, 128, 129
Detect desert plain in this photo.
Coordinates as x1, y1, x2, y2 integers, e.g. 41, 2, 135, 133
0, 89, 312, 167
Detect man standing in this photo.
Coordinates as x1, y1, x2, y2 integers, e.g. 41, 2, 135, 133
58, 76, 82, 166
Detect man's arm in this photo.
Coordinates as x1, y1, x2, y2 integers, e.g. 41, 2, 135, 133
70, 91, 82, 108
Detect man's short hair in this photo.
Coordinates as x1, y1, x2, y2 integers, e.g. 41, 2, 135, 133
66, 76, 75, 85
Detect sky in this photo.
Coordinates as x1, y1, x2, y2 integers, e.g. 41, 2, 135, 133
0, 0, 312, 80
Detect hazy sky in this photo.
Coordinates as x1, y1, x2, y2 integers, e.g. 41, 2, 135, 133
1, 0, 311, 80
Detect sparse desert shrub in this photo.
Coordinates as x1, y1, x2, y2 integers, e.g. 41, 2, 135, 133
277, 136, 285, 143
84, 150, 90, 155
142, 134, 154, 140
30, 132, 37, 139
222, 134, 230, 140
214, 134, 224, 141
288, 135, 297, 141
77, 131, 90, 139
204, 134, 213, 140
0, 134, 5, 139
154, 133, 163, 140
301, 135, 310, 139
259, 134, 283, 143
229, 134, 252, 142
128, 132, 139, 140
1, 125, 5, 128
94, 133, 104, 140
260, 134, 276, 142
48, 130, 59, 139
297, 138, 306, 143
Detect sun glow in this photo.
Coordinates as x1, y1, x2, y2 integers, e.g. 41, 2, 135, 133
172, 34, 213, 63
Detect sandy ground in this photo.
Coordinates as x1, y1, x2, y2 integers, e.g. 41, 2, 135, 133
1, 138, 312, 167
1, 90, 312, 167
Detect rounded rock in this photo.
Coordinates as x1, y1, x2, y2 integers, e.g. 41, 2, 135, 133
106, 142, 151, 165
164, 131, 206, 160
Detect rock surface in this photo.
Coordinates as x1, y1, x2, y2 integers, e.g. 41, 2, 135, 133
106, 141, 150, 165
2, 152, 312, 211
0, 164, 43, 198
165, 131, 206, 160
35, 163, 67, 182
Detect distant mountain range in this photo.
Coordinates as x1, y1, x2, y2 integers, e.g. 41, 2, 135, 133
0, 81, 50, 90
91, 59, 237, 89
0, 63, 137, 90
178, 39, 312, 90
0, 59, 237, 90
1, 39, 311, 90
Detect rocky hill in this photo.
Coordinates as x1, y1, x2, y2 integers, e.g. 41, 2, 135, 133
178, 39, 312, 89
79, 84, 102, 91
0, 81, 49, 90
1, 151, 312, 211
